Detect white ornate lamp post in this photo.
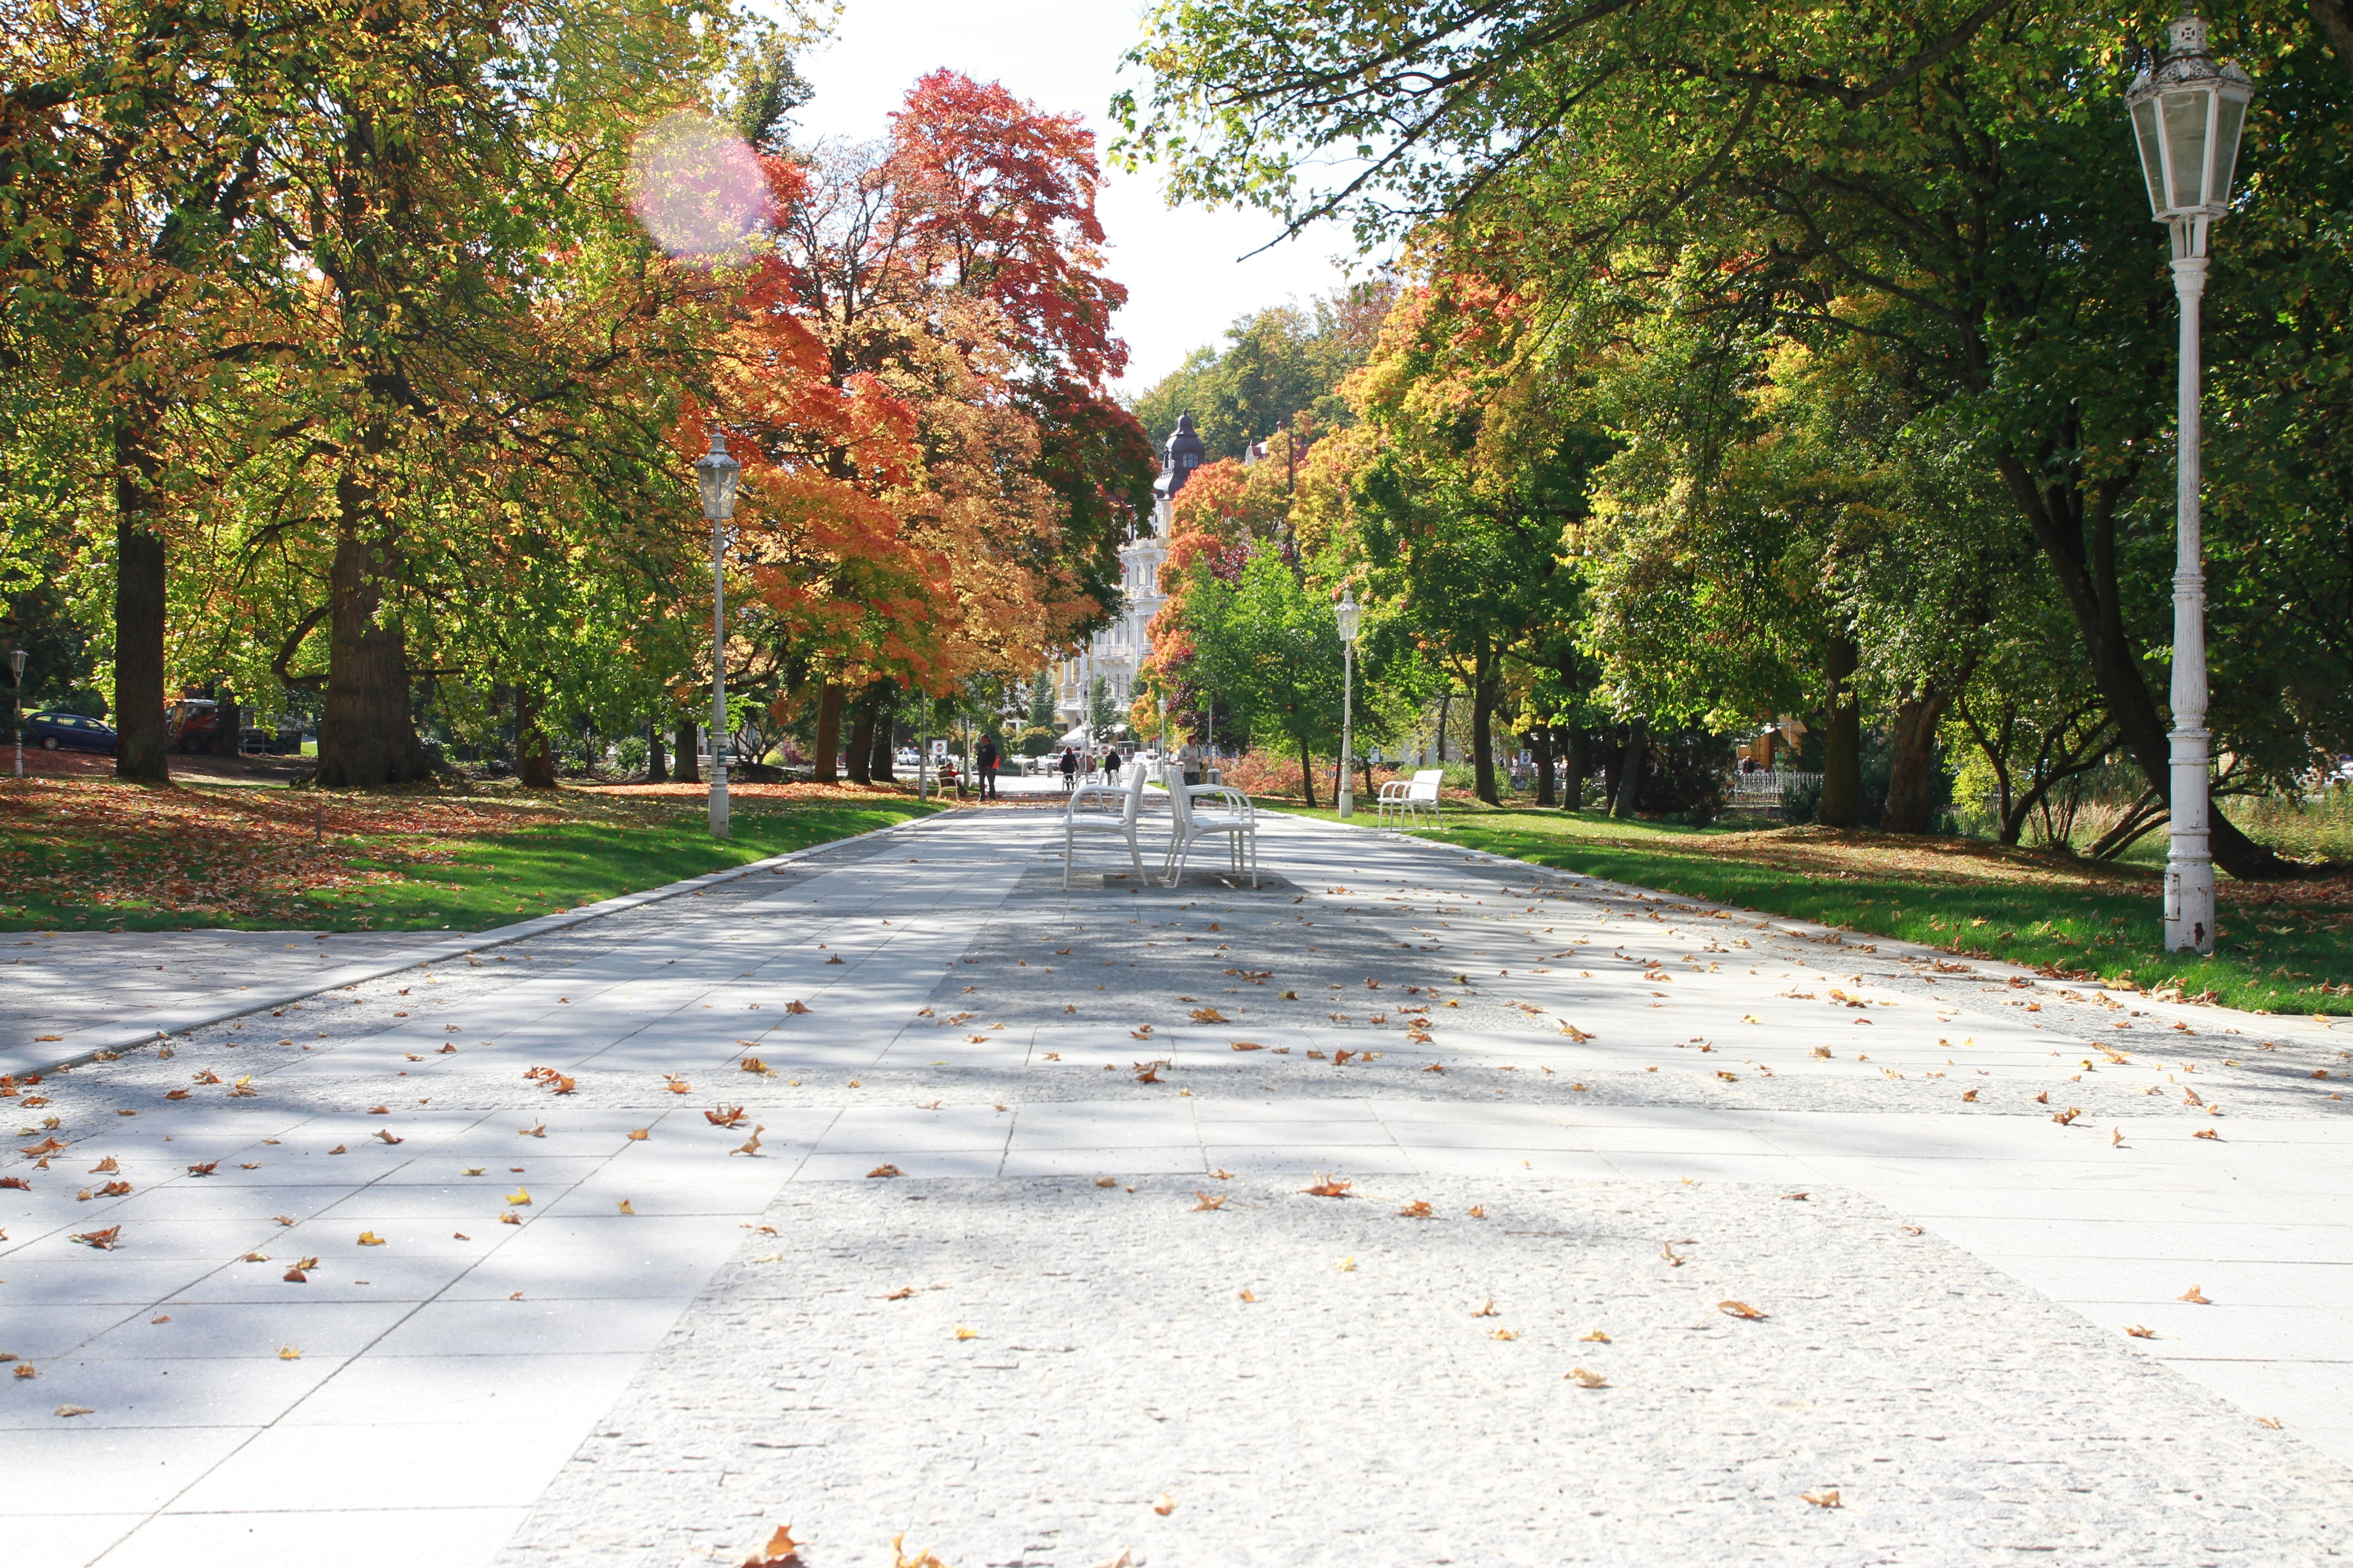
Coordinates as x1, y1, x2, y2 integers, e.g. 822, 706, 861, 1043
694, 429, 741, 840
9, 648, 26, 778
2127, 14, 2254, 956
1334, 588, 1360, 818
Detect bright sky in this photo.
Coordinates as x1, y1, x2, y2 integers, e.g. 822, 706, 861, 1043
786, 0, 1361, 401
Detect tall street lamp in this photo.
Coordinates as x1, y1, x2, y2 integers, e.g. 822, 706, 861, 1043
9, 648, 26, 779
1334, 588, 1360, 818
2127, 13, 2254, 957
694, 429, 741, 840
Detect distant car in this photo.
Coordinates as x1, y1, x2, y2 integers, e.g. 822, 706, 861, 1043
165, 698, 228, 754
21, 710, 117, 754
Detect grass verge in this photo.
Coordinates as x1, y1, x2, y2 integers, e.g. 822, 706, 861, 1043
0, 777, 939, 934
1273, 803, 2352, 1016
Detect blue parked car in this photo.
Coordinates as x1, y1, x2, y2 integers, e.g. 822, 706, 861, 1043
20, 710, 117, 754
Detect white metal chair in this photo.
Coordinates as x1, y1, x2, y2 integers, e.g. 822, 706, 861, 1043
1379, 768, 1444, 829
1062, 761, 1150, 889
1161, 767, 1258, 888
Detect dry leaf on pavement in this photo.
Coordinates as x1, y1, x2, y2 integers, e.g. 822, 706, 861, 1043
2180, 1284, 2213, 1304
868, 1165, 903, 1179
1397, 1199, 1433, 1218
1302, 1174, 1351, 1197
1802, 1488, 1842, 1508
1152, 1494, 1176, 1516
741, 1524, 806, 1568
2125, 1323, 2157, 1338
1566, 1366, 1607, 1388
1719, 1300, 1768, 1320
357, 1231, 386, 1246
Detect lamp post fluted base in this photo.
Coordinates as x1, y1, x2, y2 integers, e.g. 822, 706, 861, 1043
710, 768, 730, 840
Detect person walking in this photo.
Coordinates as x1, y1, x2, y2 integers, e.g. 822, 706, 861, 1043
1059, 747, 1078, 792
975, 729, 999, 800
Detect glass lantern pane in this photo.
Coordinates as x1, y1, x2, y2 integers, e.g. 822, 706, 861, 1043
2130, 99, 2167, 215
2212, 93, 2248, 208
2162, 89, 2211, 209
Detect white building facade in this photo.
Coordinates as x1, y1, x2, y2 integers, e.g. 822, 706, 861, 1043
1054, 413, 1204, 738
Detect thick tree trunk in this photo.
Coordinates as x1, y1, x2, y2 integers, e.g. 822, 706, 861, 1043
1298, 737, 1318, 810
645, 723, 665, 784
1816, 638, 1864, 829
672, 722, 698, 783
1563, 721, 1587, 808
1435, 690, 1450, 764
514, 686, 556, 789
845, 690, 875, 786
1881, 691, 1953, 834
216, 692, 241, 758
868, 684, 896, 782
315, 464, 433, 788
1533, 726, 1557, 807
1470, 658, 1502, 806
812, 684, 843, 784
112, 444, 170, 784
1610, 719, 1648, 818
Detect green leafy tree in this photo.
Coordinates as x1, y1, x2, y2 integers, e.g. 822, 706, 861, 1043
1123, 0, 2353, 875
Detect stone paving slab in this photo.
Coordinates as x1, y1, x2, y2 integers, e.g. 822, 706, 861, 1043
3, 806, 2348, 1565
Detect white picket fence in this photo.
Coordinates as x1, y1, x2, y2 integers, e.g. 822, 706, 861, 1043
1729, 770, 1821, 812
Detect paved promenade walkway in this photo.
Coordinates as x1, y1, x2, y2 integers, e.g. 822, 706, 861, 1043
3, 808, 2347, 1565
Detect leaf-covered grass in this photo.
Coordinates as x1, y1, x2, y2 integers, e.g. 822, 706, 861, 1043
1276, 803, 2353, 1016
0, 776, 937, 934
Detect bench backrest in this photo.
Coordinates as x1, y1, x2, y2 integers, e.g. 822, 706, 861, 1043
1407, 769, 1443, 803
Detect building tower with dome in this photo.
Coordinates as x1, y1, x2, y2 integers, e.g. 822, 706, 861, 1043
1053, 412, 1204, 740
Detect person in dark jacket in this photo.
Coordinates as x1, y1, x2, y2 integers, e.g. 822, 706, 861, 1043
1059, 747, 1078, 791
975, 731, 999, 799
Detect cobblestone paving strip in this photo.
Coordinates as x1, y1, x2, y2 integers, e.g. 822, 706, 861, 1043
497, 1175, 2347, 1568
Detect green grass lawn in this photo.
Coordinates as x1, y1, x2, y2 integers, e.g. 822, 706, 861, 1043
1273, 802, 2352, 1016
1, 791, 937, 935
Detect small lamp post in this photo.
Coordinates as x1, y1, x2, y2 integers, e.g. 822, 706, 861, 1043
1334, 588, 1360, 818
2127, 13, 2254, 956
694, 429, 741, 840
9, 648, 26, 778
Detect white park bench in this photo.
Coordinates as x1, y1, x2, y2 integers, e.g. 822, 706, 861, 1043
1377, 768, 1444, 829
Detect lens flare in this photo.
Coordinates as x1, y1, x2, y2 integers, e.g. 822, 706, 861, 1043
627, 110, 771, 263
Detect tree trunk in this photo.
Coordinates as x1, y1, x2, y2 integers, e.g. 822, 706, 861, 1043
1992, 451, 2298, 880
315, 463, 433, 788
1298, 737, 1318, 810
1816, 637, 1864, 829
672, 721, 698, 783
1470, 657, 1501, 806
1610, 719, 1648, 818
645, 723, 665, 784
515, 686, 556, 789
1881, 690, 1953, 834
1435, 690, 1450, 764
812, 684, 843, 784
1533, 727, 1557, 807
1562, 721, 1586, 809
112, 442, 170, 784
845, 689, 875, 786
868, 684, 897, 782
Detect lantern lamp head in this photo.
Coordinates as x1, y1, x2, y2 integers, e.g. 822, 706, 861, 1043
2127, 15, 2255, 257
1334, 588, 1361, 644
7, 648, 24, 681
694, 428, 741, 523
